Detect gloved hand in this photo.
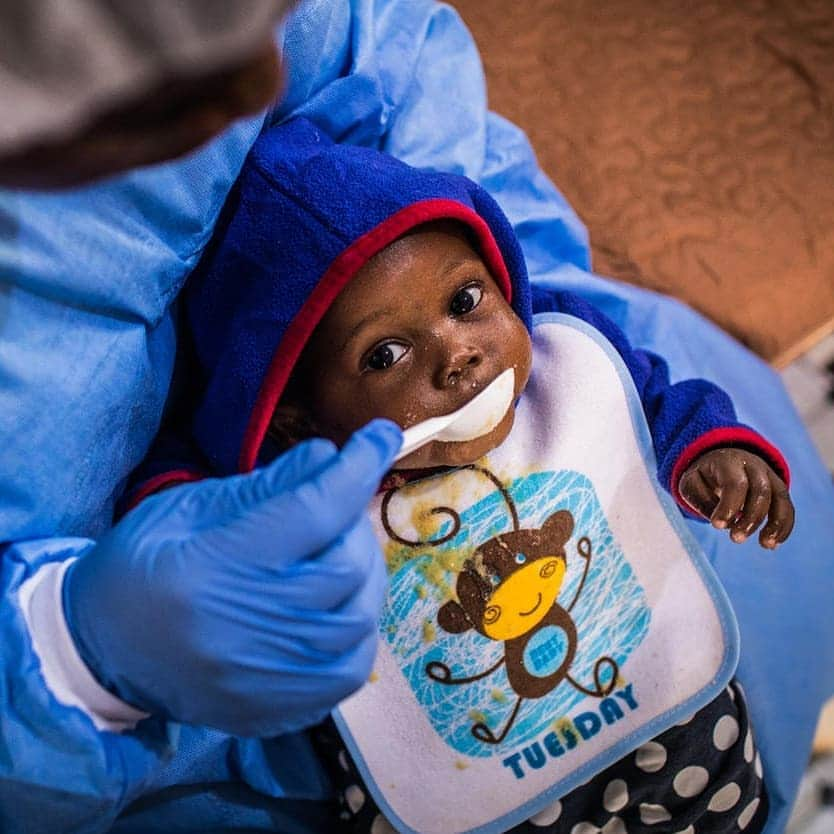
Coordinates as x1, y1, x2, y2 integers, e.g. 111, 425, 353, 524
63, 419, 402, 737
678, 447, 795, 549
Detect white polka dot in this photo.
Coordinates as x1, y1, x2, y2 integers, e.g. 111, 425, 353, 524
602, 817, 627, 834
370, 815, 397, 834
755, 752, 763, 779
673, 766, 709, 798
727, 685, 736, 701
529, 800, 563, 826
570, 822, 600, 834
635, 741, 667, 772
737, 798, 760, 830
676, 713, 695, 726
675, 827, 695, 834
338, 750, 350, 771
639, 803, 672, 824
708, 781, 741, 812
345, 784, 365, 813
713, 715, 740, 750
744, 730, 754, 763
603, 779, 629, 813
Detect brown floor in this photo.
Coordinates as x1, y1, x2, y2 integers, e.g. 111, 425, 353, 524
453, 0, 834, 365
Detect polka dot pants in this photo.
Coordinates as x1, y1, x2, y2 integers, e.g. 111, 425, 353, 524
315, 681, 768, 834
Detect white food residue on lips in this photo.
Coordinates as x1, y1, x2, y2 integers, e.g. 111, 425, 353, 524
395, 369, 515, 460
438, 368, 515, 442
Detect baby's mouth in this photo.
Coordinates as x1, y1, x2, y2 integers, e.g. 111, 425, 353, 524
395, 369, 516, 461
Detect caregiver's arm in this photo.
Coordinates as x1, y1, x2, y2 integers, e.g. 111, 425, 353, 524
0, 125, 267, 834
1, 538, 158, 834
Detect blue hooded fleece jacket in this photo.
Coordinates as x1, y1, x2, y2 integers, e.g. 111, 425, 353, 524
128, 117, 788, 514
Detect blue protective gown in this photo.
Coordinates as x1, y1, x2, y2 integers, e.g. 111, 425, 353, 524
0, 1, 832, 832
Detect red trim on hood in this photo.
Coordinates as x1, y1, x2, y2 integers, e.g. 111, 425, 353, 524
238, 198, 514, 472
123, 469, 206, 513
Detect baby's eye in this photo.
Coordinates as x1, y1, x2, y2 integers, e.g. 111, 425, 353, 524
449, 283, 483, 317
364, 341, 408, 371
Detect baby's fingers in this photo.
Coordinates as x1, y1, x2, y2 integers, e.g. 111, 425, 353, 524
758, 473, 795, 549
709, 462, 748, 530
729, 462, 771, 543
678, 467, 718, 518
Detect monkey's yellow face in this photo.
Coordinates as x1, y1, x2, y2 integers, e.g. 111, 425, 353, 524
481, 556, 566, 641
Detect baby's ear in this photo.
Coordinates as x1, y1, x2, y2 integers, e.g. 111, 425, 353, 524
266, 403, 320, 456
437, 600, 473, 634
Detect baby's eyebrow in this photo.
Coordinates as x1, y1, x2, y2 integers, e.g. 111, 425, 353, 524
340, 307, 394, 352
440, 257, 483, 278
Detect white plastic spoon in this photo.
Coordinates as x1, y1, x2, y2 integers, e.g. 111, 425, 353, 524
394, 368, 516, 462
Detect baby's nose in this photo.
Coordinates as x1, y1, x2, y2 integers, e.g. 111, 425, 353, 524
435, 346, 482, 389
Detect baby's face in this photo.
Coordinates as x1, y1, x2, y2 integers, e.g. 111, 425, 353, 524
291, 223, 532, 468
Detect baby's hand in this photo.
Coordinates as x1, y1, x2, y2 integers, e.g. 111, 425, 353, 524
678, 448, 795, 549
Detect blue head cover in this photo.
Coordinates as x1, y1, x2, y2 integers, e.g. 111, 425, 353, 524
184, 117, 532, 477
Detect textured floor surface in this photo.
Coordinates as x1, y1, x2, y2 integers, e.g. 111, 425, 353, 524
453, 0, 834, 365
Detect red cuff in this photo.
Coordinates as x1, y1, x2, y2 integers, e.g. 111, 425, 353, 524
670, 426, 791, 513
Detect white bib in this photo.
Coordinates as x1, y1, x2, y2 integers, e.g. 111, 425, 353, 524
333, 314, 739, 834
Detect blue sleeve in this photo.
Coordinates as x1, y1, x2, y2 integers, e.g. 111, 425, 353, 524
0, 540, 174, 833
0, 96, 267, 834
0, 117, 264, 542
530, 286, 790, 506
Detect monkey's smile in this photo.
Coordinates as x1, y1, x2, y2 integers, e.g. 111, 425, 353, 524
518, 593, 543, 617
481, 556, 566, 640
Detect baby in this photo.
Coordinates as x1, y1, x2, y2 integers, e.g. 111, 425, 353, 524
129, 118, 793, 834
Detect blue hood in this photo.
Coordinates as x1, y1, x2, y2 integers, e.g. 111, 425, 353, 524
181, 117, 533, 478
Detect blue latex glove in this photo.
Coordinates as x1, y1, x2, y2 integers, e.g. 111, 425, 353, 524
63, 419, 402, 737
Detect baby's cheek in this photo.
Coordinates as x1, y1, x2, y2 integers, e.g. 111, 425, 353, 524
351, 372, 437, 431
305, 377, 366, 443
313, 380, 408, 443
498, 318, 533, 393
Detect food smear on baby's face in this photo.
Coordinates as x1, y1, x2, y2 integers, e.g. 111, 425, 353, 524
288, 221, 532, 469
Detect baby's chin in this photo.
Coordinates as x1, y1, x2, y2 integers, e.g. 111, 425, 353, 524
393, 406, 516, 471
